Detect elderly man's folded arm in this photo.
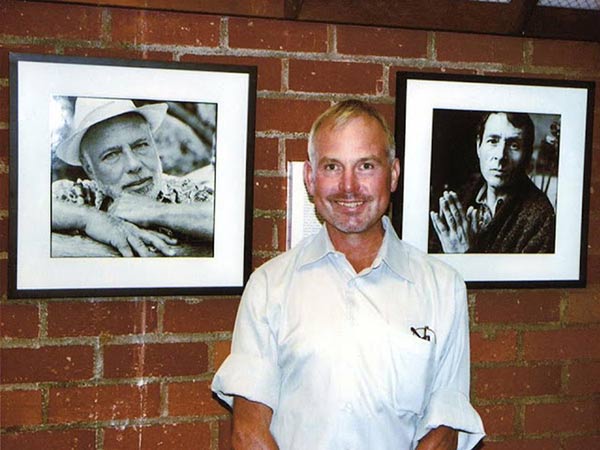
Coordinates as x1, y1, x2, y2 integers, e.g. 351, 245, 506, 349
52, 200, 177, 257
109, 193, 214, 240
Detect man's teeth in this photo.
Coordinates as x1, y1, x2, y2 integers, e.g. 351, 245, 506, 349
337, 201, 363, 207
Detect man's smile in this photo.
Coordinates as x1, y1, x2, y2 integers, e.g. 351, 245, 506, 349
123, 176, 153, 192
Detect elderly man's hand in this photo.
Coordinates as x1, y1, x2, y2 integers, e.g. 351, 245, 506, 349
430, 191, 479, 254
84, 210, 177, 257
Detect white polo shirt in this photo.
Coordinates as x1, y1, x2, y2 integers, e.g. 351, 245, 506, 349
212, 217, 485, 449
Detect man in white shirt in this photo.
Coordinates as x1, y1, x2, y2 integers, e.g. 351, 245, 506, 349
212, 100, 485, 449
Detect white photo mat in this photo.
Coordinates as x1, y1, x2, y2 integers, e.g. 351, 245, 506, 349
10, 54, 256, 296
395, 73, 593, 287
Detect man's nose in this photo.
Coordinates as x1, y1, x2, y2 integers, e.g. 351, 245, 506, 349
123, 147, 143, 173
491, 140, 508, 160
340, 169, 359, 192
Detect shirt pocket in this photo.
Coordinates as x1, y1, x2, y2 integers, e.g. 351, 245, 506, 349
388, 330, 435, 416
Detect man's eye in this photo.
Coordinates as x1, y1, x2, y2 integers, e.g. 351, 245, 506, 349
101, 151, 120, 162
361, 162, 375, 170
486, 137, 499, 145
132, 141, 150, 152
323, 163, 338, 171
509, 142, 522, 151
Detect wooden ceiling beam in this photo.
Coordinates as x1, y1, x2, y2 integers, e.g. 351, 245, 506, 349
525, 6, 600, 42
27, 0, 600, 42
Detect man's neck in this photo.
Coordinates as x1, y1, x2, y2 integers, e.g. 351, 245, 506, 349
326, 222, 385, 273
485, 185, 509, 216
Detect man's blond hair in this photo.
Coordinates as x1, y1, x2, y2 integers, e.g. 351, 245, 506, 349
307, 99, 396, 166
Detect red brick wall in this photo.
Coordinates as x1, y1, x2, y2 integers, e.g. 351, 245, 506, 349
1, 1, 599, 449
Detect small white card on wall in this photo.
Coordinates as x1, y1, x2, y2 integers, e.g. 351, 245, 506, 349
287, 161, 322, 249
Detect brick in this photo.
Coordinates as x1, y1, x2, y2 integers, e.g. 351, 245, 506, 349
565, 289, 600, 324
0, 259, 8, 297
524, 399, 599, 433
49, 383, 160, 424
337, 25, 428, 58
470, 330, 517, 363
289, 59, 383, 95
253, 176, 287, 211
532, 39, 600, 71
103, 422, 211, 450
0, 390, 42, 427
163, 298, 239, 333
286, 138, 308, 162
256, 98, 330, 133
0, 0, 102, 40
1, 346, 94, 383
0, 304, 39, 338
0, 87, 8, 127
0, 429, 95, 450
219, 419, 232, 450
47, 300, 158, 337
252, 216, 286, 252
255, 137, 280, 171
524, 328, 600, 361
566, 361, 600, 395
0, 128, 7, 159
103, 343, 208, 378
213, 340, 231, 370
253, 217, 278, 251
181, 54, 281, 91
588, 254, 600, 286
111, 9, 219, 47
474, 365, 561, 399
0, 214, 8, 253
563, 435, 600, 450
474, 290, 560, 324
436, 32, 524, 65
228, 18, 328, 52
477, 404, 515, 436
62, 46, 173, 63
480, 438, 561, 450
168, 380, 227, 416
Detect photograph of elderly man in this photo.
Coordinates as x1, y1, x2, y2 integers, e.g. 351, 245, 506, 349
429, 109, 557, 254
51, 96, 216, 257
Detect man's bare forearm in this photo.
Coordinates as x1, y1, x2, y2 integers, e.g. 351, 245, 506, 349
416, 425, 458, 450
232, 397, 278, 450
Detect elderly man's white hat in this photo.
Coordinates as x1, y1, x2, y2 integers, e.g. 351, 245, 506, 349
55, 97, 168, 166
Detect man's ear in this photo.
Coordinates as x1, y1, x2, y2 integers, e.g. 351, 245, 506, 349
303, 160, 315, 196
390, 158, 400, 193
80, 154, 93, 178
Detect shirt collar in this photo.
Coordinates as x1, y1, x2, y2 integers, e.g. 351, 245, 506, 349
298, 216, 414, 283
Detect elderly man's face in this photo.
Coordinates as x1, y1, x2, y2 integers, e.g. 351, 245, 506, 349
80, 113, 162, 199
477, 112, 528, 194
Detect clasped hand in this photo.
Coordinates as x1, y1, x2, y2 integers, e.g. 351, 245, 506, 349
430, 191, 480, 253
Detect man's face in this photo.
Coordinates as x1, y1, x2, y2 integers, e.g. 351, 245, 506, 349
477, 113, 528, 193
304, 115, 400, 239
80, 113, 162, 199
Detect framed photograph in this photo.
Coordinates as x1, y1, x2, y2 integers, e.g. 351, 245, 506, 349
9, 53, 256, 298
393, 72, 594, 288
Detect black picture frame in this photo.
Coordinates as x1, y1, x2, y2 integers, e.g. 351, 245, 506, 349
9, 53, 256, 298
393, 72, 594, 288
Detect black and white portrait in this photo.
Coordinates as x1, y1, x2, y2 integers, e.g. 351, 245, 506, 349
428, 109, 559, 255
50, 96, 217, 258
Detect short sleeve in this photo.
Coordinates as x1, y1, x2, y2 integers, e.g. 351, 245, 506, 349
415, 273, 485, 449
211, 269, 281, 411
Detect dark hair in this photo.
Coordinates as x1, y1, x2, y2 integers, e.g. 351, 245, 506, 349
476, 111, 535, 160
